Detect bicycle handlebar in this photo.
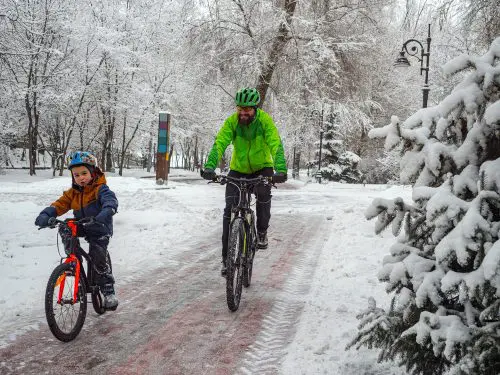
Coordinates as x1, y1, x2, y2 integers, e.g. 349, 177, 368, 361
40, 217, 95, 230
213, 174, 273, 185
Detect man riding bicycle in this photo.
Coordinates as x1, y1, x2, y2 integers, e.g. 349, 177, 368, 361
201, 87, 287, 276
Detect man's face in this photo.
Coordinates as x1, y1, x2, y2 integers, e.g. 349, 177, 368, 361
71, 165, 92, 187
237, 106, 256, 125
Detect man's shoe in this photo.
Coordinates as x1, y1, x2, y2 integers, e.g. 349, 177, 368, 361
257, 231, 268, 249
102, 284, 119, 310
221, 260, 227, 277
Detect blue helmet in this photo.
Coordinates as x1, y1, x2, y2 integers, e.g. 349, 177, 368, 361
67, 151, 98, 170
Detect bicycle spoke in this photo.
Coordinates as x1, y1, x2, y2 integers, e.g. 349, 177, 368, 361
52, 276, 80, 333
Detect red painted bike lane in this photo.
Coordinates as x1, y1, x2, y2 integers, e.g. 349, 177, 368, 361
0, 214, 317, 375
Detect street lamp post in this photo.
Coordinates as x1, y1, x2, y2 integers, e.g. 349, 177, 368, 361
394, 24, 431, 108
311, 107, 324, 183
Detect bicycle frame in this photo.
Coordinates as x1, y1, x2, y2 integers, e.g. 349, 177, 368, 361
223, 175, 272, 257
53, 220, 96, 304
230, 183, 254, 241
226, 177, 266, 244
43, 217, 112, 342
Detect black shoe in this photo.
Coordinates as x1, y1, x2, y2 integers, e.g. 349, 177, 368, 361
101, 283, 119, 310
221, 260, 227, 277
257, 231, 268, 249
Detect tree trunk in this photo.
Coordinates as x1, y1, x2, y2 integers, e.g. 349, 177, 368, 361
193, 135, 199, 171
118, 111, 128, 176
167, 143, 173, 174
146, 136, 152, 172
26, 92, 38, 176
255, 0, 297, 105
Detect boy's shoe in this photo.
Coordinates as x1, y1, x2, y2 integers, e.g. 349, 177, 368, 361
221, 259, 227, 277
102, 284, 119, 310
257, 231, 268, 249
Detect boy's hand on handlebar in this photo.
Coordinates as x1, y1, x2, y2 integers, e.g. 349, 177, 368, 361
35, 213, 51, 228
272, 172, 287, 183
79, 216, 95, 226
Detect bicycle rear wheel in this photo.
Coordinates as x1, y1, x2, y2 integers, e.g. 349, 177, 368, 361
226, 217, 245, 311
45, 263, 87, 342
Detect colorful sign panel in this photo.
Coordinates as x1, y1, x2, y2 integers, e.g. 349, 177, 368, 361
158, 112, 170, 155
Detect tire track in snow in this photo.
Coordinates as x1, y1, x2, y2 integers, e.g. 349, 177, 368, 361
236, 215, 330, 375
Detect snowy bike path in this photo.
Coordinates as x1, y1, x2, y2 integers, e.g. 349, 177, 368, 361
0, 212, 328, 374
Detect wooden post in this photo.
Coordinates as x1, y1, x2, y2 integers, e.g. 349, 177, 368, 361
156, 112, 171, 184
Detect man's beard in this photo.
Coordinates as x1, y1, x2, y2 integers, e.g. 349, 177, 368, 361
238, 113, 255, 126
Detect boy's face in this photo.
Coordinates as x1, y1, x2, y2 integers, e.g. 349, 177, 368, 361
71, 165, 92, 187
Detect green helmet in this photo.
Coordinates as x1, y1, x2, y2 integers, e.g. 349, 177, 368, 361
235, 87, 260, 107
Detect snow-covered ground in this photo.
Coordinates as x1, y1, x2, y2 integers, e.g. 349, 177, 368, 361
0, 168, 410, 373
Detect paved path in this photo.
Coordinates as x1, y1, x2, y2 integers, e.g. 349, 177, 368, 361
0, 211, 328, 375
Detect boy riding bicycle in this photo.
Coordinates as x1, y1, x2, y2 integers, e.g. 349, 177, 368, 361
35, 151, 119, 310
202, 87, 287, 276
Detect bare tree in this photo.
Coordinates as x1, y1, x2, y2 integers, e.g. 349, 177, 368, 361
0, 0, 75, 175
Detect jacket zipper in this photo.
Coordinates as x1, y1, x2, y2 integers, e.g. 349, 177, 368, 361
247, 138, 253, 173
80, 190, 85, 217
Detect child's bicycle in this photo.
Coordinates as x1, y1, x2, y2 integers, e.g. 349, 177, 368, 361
211, 174, 275, 312
41, 217, 114, 342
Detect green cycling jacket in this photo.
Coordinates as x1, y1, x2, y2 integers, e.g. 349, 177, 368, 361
204, 109, 287, 174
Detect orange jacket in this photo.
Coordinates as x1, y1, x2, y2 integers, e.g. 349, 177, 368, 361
43, 169, 118, 236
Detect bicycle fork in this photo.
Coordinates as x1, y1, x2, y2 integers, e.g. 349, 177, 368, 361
56, 254, 81, 304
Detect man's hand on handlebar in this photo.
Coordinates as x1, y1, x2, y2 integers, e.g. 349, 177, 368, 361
201, 168, 217, 181
272, 172, 287, 184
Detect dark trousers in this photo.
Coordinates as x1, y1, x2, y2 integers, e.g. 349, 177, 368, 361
222, 167, 273, 260
58, 225, 114, 286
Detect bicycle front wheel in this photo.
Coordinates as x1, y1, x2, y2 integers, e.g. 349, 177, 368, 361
45, 263, 87, 342
226, 217, 245, 311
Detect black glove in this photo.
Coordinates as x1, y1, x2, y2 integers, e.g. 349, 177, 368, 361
272, 172, 287, 183
201, 168, 216, 181
35, 213, 51, 227
80, 216, 107, 236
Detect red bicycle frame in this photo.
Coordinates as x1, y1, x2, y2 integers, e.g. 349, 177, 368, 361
56, 220, 82, 304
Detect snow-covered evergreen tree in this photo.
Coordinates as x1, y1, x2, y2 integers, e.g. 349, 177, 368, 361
312, 113, 362, 183
348, 37, 500, 375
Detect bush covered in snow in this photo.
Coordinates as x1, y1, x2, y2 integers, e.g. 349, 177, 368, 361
348, 37, 500, 375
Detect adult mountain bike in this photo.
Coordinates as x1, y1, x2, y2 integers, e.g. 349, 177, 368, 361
41, 217, 113, 342
212, 174, 274, 312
